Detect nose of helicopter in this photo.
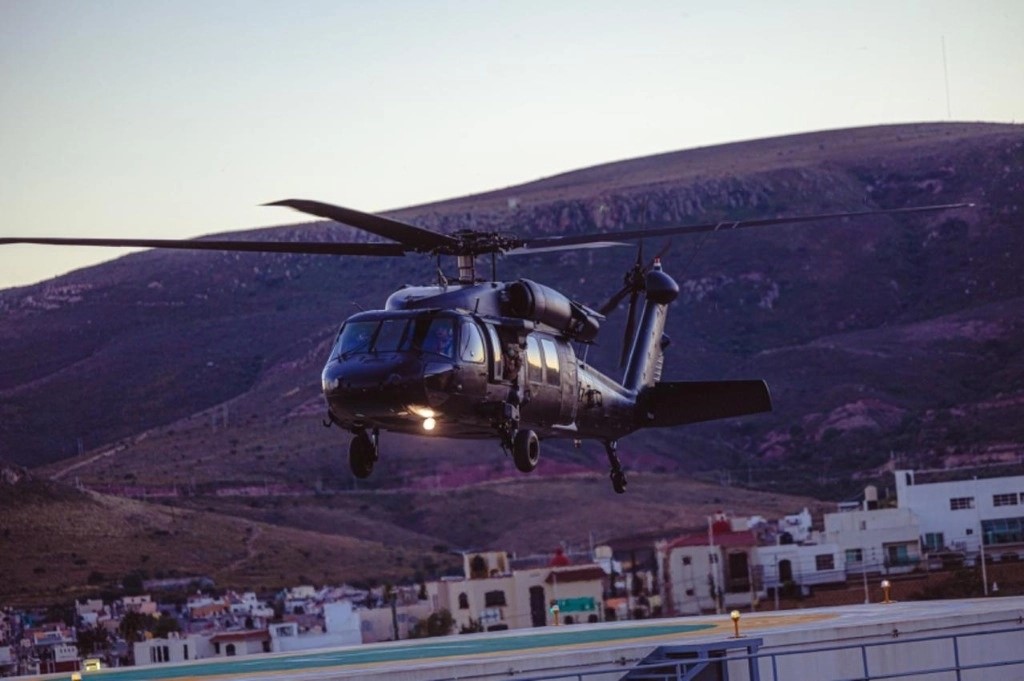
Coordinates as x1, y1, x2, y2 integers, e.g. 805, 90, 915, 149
321, 355, 451, 418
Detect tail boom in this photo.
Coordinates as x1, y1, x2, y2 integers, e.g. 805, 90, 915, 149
636, 379, 772, 428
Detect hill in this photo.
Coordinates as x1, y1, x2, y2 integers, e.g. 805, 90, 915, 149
0, 463, 453, 606
0, 463, 819, 605
2, 122, 1021, 498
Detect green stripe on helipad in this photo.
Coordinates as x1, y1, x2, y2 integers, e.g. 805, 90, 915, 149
70, 622, 715, 680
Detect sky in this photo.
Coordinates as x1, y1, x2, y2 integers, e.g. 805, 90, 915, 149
1, 0, 1022, 290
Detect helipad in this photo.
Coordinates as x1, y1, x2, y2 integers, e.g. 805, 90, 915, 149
28, 596, 1024, 680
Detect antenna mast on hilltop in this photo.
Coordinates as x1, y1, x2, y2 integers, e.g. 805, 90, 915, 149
941, 36, 952, 119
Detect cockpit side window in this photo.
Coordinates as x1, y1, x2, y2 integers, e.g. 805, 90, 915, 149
336, 321, 378, 357
424, 318, 456, 358
459, 321, 486, 363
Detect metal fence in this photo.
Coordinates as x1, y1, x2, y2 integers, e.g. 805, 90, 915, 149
480, 624, 1024, 681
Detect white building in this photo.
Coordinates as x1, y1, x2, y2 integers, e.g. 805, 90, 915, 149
269, 602, 362, 652
822, 505, 921, 575
658, 522, 766, 616
778, 508, 814, 544
228, 592, 274, 619
756, 542, 845, 593
134, 633, 213, 666
896, 468, 1024, 560
120, 595, 157, 615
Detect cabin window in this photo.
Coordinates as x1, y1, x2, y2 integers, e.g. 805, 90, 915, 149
460, 321, 486, 363
336, 321, 377, 356
526, 336, 543, 383
541, 338, 560, 385
374, 319, 410, 352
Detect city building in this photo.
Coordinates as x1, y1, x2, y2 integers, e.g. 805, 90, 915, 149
756, 541, 845, 595
0, 646, 16, 677
822, 500, 921, 575
428, 550, 606, 632
134, 633, 212, 667
657, 514, 766, 616
896, 468, 1024, 561
209, 630, 270, 657
270, 602, 362, 652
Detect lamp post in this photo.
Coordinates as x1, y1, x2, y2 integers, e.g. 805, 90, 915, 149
730, 610, 741, 638
881, 579, 893, 604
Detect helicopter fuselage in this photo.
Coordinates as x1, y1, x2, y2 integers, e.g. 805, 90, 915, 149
320, 283, 637, 443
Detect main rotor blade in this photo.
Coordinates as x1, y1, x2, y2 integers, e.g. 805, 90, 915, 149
619, 289, 640, 369
0, 237, 407, 257
504, 240, 627, 256
520, 202, 975, 249
266, 199, 458, 251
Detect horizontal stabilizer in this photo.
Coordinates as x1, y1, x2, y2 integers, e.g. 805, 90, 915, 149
637, 380, 771, 427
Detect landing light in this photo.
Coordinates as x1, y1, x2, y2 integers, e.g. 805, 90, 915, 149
423, 417, 436, 431
408, 405, 436, 419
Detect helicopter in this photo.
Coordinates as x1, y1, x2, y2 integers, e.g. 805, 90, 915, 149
2, 199, 972, 493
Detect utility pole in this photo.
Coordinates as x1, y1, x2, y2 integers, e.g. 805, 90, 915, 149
862, 550, 869, 604
390, 591, 400, 641
974, 477, 989, 596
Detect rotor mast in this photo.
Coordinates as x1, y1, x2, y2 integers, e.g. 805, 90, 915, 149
457, 254, 476, 283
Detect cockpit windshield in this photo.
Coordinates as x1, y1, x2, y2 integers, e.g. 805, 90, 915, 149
336, 321, 377, 356
333, 315, 458, 359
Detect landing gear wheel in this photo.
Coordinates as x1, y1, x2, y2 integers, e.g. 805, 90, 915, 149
349, 431, 377, 479
512, 429, 540, 473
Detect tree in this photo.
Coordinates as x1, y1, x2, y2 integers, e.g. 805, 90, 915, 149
408, 609, 454, 638
119, 611, 154, 642
76, 626, 110, 656
153, 615, 181, 639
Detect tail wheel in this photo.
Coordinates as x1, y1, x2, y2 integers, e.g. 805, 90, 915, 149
349, 433, 376, 479
513, 429, 540, 473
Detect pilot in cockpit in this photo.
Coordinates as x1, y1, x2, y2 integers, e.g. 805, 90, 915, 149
426, 321, 454, 357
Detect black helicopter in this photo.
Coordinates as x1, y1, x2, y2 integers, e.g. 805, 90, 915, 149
2, 199, 971, 492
